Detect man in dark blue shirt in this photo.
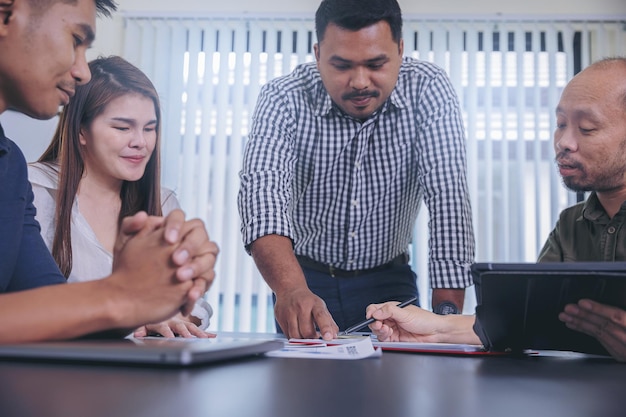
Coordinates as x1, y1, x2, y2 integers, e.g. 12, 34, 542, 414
0, 0, 219, 343
0, 126, 66, 291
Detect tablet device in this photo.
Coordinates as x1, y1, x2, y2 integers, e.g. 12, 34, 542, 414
471, 262, 626, 355
0, 336, 284, 367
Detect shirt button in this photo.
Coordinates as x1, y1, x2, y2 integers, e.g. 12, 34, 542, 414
608, 226, 617, 234
350, 232, 356, 238
351, 199, 358, 206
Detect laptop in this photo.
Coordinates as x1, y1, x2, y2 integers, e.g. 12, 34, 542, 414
471, 262, 626, 356
0, 336, 285, 367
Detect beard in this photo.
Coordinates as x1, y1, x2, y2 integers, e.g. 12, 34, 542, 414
556, 139, 626, 193
560, 164, 626, 193
561, 176, 592, 193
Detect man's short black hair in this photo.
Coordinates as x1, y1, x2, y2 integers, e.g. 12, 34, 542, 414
27, 0, 117, 17
315, 0, 403, 45
92, 0, 117, 17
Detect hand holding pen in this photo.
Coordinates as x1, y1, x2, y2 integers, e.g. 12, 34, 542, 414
339, 296, 418, 335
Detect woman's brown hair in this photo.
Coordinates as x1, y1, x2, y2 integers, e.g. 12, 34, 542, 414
38, 55, 163, 277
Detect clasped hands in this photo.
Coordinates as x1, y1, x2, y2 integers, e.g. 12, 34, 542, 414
113, 209, 219, 329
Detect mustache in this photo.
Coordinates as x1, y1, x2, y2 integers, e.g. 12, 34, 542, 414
342, 90, 380, 101
555, 151, 583, 169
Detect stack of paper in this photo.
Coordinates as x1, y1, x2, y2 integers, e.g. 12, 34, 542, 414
265, 336, 381, 360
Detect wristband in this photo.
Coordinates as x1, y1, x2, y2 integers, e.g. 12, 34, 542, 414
433, 301, 459, 315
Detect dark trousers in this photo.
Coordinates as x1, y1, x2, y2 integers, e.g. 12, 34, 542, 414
273, 263, 419, 333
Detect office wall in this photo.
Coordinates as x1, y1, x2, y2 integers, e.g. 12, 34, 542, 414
94, 0, 626, 64
117, 0, 626, 15
4, 0, 625, 160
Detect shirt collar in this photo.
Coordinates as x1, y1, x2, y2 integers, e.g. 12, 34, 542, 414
579, 192, 626, 223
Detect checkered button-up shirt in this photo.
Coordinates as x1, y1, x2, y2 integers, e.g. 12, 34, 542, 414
238, 58, 475, 289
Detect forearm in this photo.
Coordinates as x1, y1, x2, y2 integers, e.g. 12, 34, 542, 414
250, 235, 308, 296
251, 235, 337, 339
435, 314, 481, 345
0, 278, 133, 343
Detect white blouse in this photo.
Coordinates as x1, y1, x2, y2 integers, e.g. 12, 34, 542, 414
28, 162, 212, 329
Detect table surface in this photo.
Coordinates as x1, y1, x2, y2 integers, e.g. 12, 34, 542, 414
1, 343, 625, 417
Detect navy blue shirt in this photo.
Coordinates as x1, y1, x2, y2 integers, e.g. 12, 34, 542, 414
0, 124, 65, 292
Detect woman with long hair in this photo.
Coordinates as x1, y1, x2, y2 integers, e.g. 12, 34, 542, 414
29, 56, 213, 338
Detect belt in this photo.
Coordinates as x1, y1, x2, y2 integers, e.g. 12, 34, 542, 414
296, 253, 409, 278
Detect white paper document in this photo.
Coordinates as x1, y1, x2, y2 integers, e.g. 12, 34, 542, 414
265, 336, 382, 360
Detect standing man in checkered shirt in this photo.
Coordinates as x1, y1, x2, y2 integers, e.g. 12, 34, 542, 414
238, 0, 475, 340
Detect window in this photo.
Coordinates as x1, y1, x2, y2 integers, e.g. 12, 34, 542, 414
123, 15, 626, 331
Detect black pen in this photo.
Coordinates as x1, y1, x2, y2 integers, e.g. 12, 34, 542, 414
339, 296, 418, 335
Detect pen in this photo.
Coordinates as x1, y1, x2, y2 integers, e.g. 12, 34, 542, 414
339, 296, 418, 335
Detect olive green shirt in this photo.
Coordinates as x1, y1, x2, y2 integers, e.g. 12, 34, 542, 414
538, 192, 626, 262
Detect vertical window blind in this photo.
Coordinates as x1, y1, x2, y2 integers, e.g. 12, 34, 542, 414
122, 14, 626, 332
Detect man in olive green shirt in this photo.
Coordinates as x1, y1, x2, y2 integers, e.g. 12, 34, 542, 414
538, 193, 626, 262
364, 57, 626, 362
538, 57, 626, 264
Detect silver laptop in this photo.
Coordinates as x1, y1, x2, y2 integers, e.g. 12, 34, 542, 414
0, 336, 284, 366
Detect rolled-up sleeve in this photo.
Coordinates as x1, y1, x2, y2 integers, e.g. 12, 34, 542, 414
238, 82, 298, 252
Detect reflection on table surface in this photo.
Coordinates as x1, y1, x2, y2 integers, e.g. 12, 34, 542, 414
0, 336, 625, 417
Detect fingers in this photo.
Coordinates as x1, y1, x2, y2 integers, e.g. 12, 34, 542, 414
166, 219, 219, 303
580, 299, 626, 326
171, 218, 212, 263
368, 302, 396, 322
279, 311, 314, 339
114, 212, 169, 272
179, 279, 212, 316
119, 211, 219, 287
134, 319, 212, 339
172, 219, 220, 282
367, 303, 431, 342
290, 308, 317, 339
369, 321, 394, 342
162, 209, 186, 244
171, 322, 193, 338
113, 209, 218, 330
365, 303, 383, 319
366, 303, 396, 341
115, 211, 150, 254
560, 300, 616, 337
185, 325, 212, 338
134, 326, 148, 338
282, 320, 318, 340
188, 279, 208, 304
365, 302, 403, 338
143, 323, 176, 338
560, 300, 626, 361
311, 306, 338, 341
120, 209, 184, 252
176, 251, 218, 284
274, 290, 339, 340
119, 211, 150, 235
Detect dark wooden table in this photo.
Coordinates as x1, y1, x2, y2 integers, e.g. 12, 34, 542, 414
1, 347, 625, 417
